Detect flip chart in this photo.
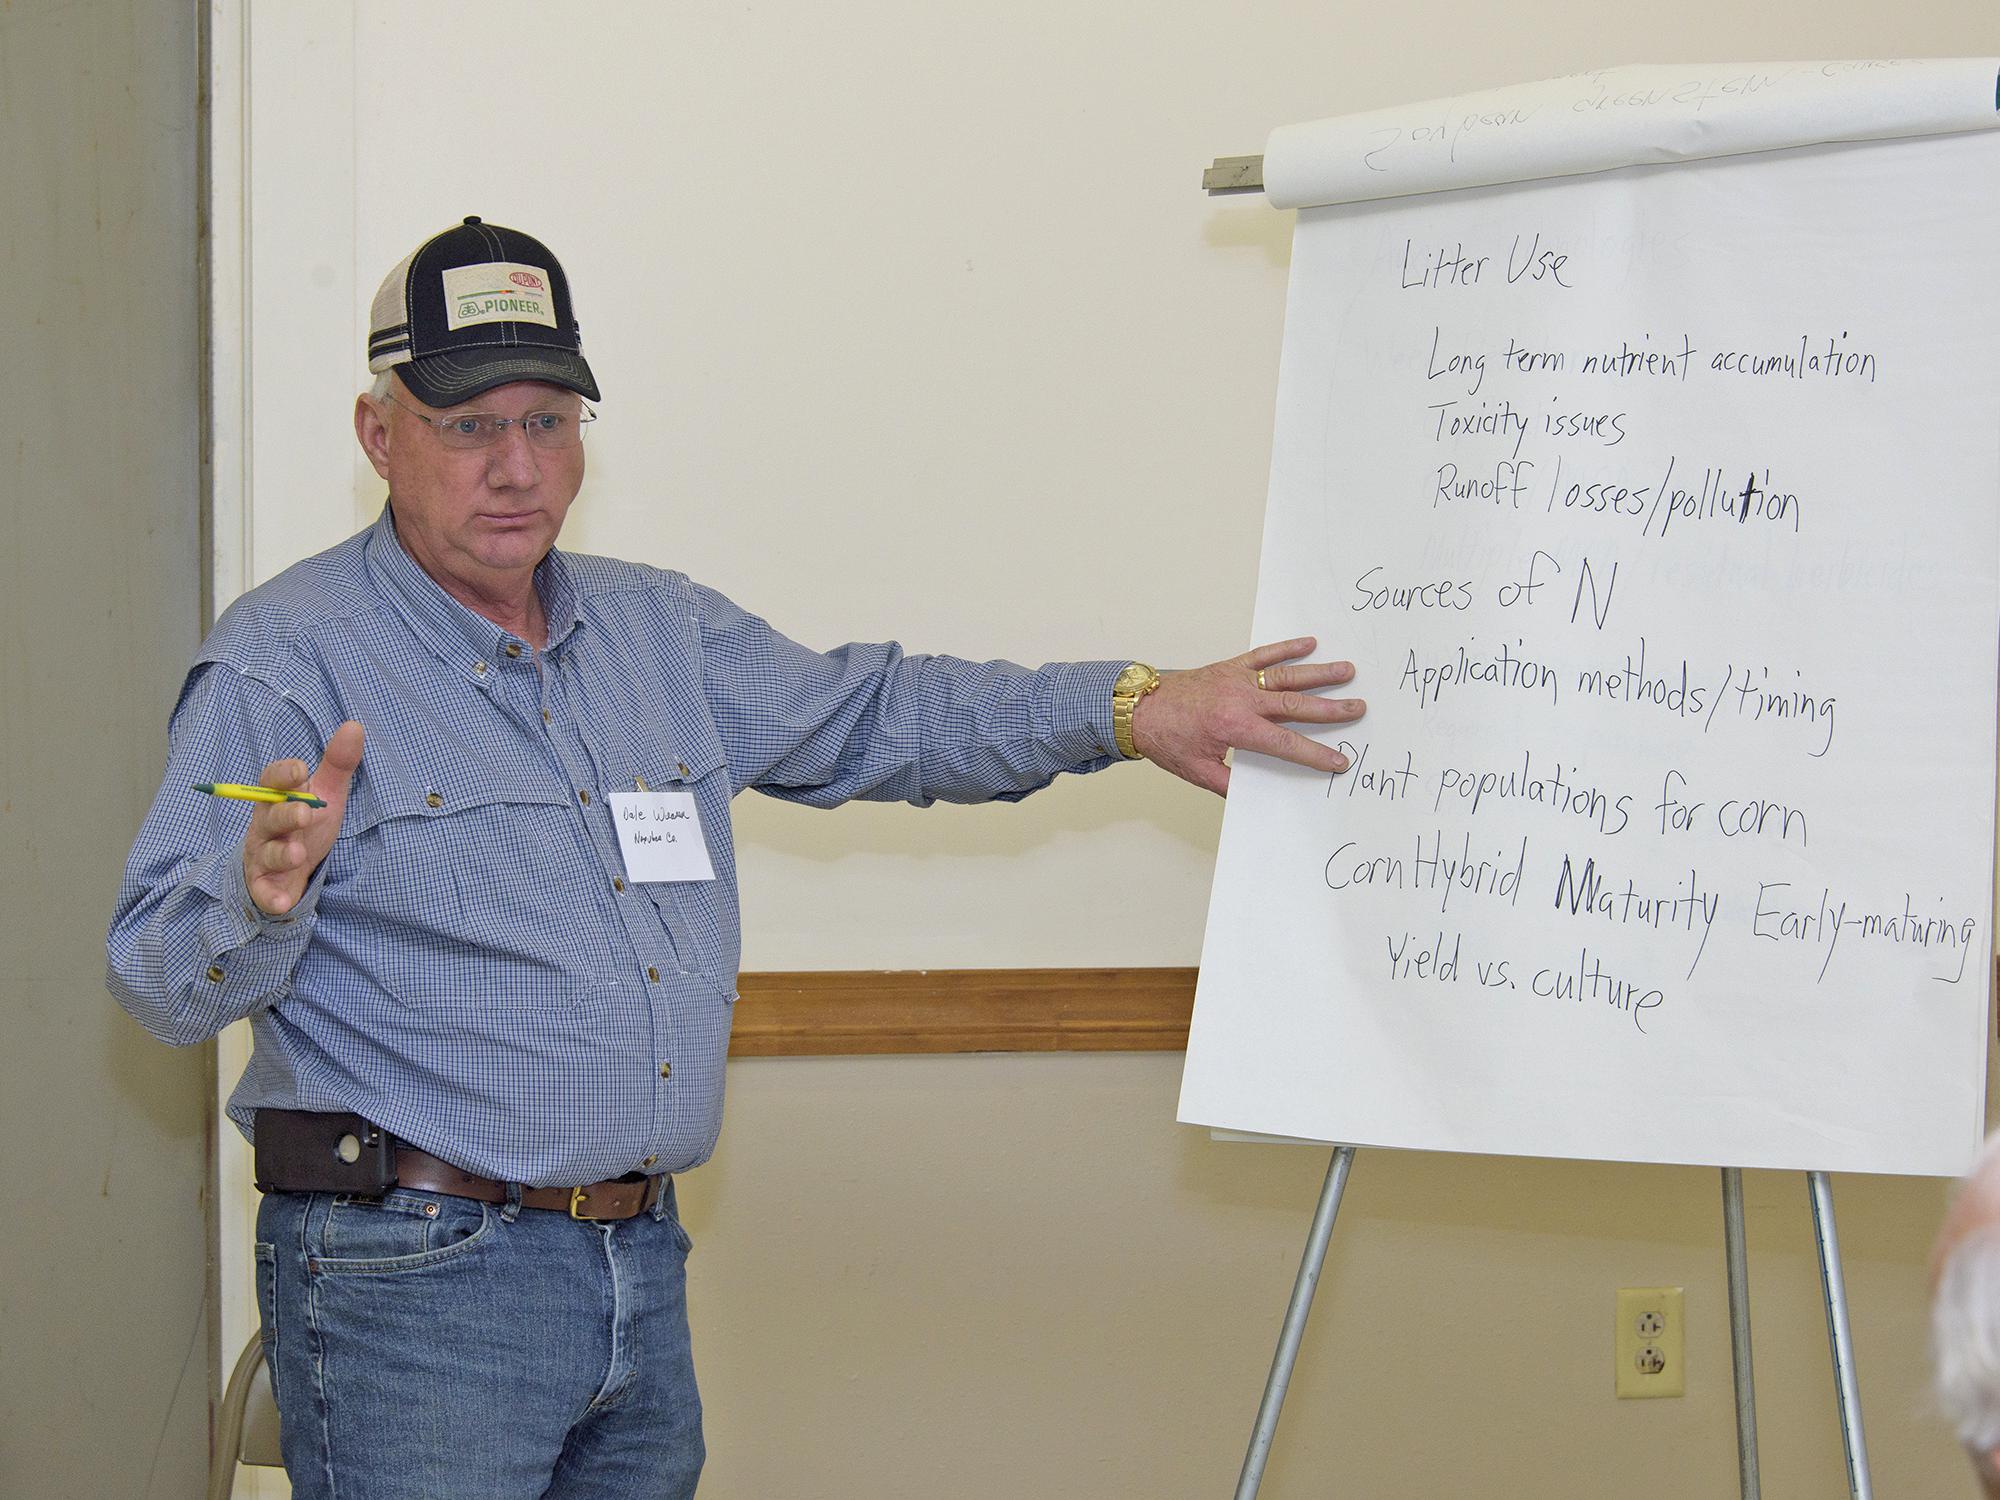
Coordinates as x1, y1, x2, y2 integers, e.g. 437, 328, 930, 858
1181, 68, 2000, 1175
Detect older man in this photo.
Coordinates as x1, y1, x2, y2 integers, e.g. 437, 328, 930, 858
107, 218, 1364, 1499
1935, 1133, 2000, 1496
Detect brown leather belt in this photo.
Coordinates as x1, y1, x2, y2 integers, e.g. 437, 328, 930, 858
395, 1147, 666, 1222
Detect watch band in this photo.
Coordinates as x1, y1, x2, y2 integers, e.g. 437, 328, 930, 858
1112, 662, 1162, 760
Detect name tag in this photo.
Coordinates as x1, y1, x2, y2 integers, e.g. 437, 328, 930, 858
605, 792, 716, 883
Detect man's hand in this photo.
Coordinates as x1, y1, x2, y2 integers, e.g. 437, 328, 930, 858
1130, 638, 1363, 796
243, 721, 365, 917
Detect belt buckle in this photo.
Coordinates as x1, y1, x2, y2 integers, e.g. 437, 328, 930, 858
568, 1185, 617, 1221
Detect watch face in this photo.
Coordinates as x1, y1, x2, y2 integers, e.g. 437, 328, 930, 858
1116, 663, 1159, 696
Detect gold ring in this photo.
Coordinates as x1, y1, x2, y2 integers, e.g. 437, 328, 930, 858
1256, 669, 1268, 691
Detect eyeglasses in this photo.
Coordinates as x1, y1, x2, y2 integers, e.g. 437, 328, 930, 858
382, 392, 597, 450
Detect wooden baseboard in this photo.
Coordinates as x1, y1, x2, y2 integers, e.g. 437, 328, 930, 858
729, 968, 1197, 1057
731, 955, 2000, 1058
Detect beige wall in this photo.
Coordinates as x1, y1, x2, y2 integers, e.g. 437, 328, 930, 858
686, 1055, 1992, 1497
212, 4, 2000, 1497
0, 1, 210, 1496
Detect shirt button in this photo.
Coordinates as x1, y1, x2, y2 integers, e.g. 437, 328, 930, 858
542, 708, 551, 724
206, 964, 225, 983
578, 789, 592, 805
473, 661, 488, 676
647, 966, 660, 982
643, 1155, 658, 1168
677, 762, 690, 778
659, 1061, 672, 1079
505, 642, 523, 659
612, 877, 626, 892
426, 792, 443, 808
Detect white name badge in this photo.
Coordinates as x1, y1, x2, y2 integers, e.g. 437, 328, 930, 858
605, 792, 716, 883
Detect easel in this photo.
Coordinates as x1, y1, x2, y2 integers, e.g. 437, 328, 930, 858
1200, 152, 1876, 1500
1225, 1146, 1871, 1499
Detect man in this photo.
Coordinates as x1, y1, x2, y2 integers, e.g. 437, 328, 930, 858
108, 217, 1364, 1499
1934, 1132, 2000, 1496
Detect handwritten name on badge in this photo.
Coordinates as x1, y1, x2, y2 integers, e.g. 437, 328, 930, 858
605, 792, 716, 883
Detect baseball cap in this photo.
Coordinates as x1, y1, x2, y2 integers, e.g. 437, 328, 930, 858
366, 216, 600, 406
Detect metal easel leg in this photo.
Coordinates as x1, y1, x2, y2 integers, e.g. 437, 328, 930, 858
1721, 1167, 1761, 1500
1808, 1171, 1873, 1499
1235, 1145, 1357, 1500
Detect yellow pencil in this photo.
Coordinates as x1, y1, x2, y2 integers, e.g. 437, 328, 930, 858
193, 782, 327, 809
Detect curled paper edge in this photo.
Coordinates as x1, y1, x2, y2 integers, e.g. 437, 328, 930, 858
1263, 59, 2000, 211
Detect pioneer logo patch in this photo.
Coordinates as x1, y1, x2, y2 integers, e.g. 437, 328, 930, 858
441, 262, 558, 331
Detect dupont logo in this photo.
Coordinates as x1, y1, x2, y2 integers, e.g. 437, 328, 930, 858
510, 271, 545, 291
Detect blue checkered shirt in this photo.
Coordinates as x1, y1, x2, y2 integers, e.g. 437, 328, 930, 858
108, 508, 1126, 1186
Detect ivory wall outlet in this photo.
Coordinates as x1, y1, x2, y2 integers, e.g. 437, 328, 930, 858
1615, 1286, 1685, 1398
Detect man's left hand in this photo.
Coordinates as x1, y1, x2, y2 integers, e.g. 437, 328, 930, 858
1130, 637, 1364, 796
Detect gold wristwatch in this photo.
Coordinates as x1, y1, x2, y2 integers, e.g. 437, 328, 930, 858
1112, 661, 1162, 760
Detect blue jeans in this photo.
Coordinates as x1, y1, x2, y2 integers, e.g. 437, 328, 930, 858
255, 1181, 704, 1499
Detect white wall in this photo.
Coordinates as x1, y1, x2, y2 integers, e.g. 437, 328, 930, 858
232, 4, 2000, 964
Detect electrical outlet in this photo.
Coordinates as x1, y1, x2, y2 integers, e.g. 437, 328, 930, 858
1615, 1287, 1685, 1398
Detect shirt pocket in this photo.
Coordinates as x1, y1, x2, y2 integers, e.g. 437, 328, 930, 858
325, 749, 620, 1010
636, 747, 738, 1001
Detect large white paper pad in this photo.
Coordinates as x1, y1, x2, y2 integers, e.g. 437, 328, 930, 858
1265, 59, 2000, 210
1180, 129, 2000, 1177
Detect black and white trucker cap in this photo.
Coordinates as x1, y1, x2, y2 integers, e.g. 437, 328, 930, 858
366, 217, 600, 406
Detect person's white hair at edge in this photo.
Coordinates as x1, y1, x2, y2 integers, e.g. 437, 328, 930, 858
1934, 1131, 2000, 1489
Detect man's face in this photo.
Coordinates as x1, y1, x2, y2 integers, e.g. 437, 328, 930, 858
355, 377, 587, 604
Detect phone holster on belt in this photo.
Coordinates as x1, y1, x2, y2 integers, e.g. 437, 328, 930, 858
253, 1108, 398, 1194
